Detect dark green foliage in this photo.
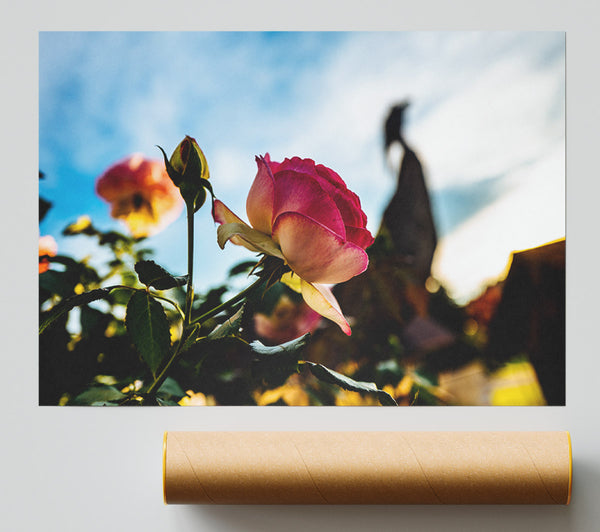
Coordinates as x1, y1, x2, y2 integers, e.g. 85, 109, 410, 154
125, 290, 171, 377
39, 288, 111, 334
228, 260, 260, 278
208, 306, 245, 340
304, 362, 397, 406
156, 377, 186, 402
250, 334, 309, 387
134, 260, 188, 290
72, 386, 126, 406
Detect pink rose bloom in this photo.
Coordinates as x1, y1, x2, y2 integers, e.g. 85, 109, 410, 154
213, 154, 373, 335
96, 154, 184, 238
39, 235, 58, 273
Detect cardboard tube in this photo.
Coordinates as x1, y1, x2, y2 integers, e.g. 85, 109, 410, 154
163, 431, 572, 505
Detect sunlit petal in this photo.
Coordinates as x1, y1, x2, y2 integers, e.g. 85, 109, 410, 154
246, 155, 276, 234
299, 279, 351, 336
218, 222, 285, 260
272, 212, 369, 284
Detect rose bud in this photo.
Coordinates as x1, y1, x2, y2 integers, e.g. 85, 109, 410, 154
159, 135, 211, 212
213, 154, 374, 335
96, 154, 184, 238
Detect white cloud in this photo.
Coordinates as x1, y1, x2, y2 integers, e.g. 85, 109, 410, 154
432, 142, 565, 303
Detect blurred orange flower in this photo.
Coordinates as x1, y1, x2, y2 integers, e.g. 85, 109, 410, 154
39, 235, 57, 273
96, 154, 184, 238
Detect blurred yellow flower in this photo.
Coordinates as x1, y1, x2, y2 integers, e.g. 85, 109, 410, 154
178, 390, 217, 406
253, 375, 310, 406
334, 390, 380, 406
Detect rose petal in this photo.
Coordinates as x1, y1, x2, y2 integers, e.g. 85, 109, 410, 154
299, 280, 351, 336
314, 165, 367, 228
217, 222, 285, 260
213, 200, 255, 250
272, 212, 369, 284
246, 155, 276, 234
277, 156, 319, 175
345, 226, 375, 249
214, 200, 284, 257
273, 170, 346, 239
213, 199, 246, 225
262, 153, 281, 173
280, 271, 302, 293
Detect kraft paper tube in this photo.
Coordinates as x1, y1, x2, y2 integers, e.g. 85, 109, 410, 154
163, 431, 572, 505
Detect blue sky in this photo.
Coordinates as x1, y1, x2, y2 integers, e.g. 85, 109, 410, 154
39, 31, 565, 303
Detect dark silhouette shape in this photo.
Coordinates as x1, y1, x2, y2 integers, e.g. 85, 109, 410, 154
486, 239, 565, 405
377, 102, 438, 283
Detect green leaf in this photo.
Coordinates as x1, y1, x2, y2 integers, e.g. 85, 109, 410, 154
157, 145, 183, 187
98, 230, 131, 246
208, 306, 245, 340
228, 260, 260, 278
304, 362, 398, 406
157, 377, 186, 401
39, 270, 76, 299
79, 305, 109, 338
125, 290, 171, 377
72, 386, 126, 405
250, 334, 310, 386
134, 260, 188, 290
156, 397, 179, 406
39, 288, 111, 335
251, 334, 311, 357
178, 323, 203, 354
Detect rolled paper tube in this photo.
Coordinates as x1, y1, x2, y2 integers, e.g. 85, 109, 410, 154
163, 431, 572, 505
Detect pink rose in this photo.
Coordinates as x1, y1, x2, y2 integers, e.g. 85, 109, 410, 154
213, 154, 373, 335
96, 154, 184, 238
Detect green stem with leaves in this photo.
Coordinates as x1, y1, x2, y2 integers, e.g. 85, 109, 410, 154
144, 193, 265, 399
144, 276, 264, 398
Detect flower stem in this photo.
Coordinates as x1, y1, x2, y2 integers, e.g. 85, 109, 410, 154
190, 277, 264, 326
145, 330, 187, 397
144, 200, 266, 401
107, 285, 185, 320
144, 277, 264, 399
184, 203, 195, 326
